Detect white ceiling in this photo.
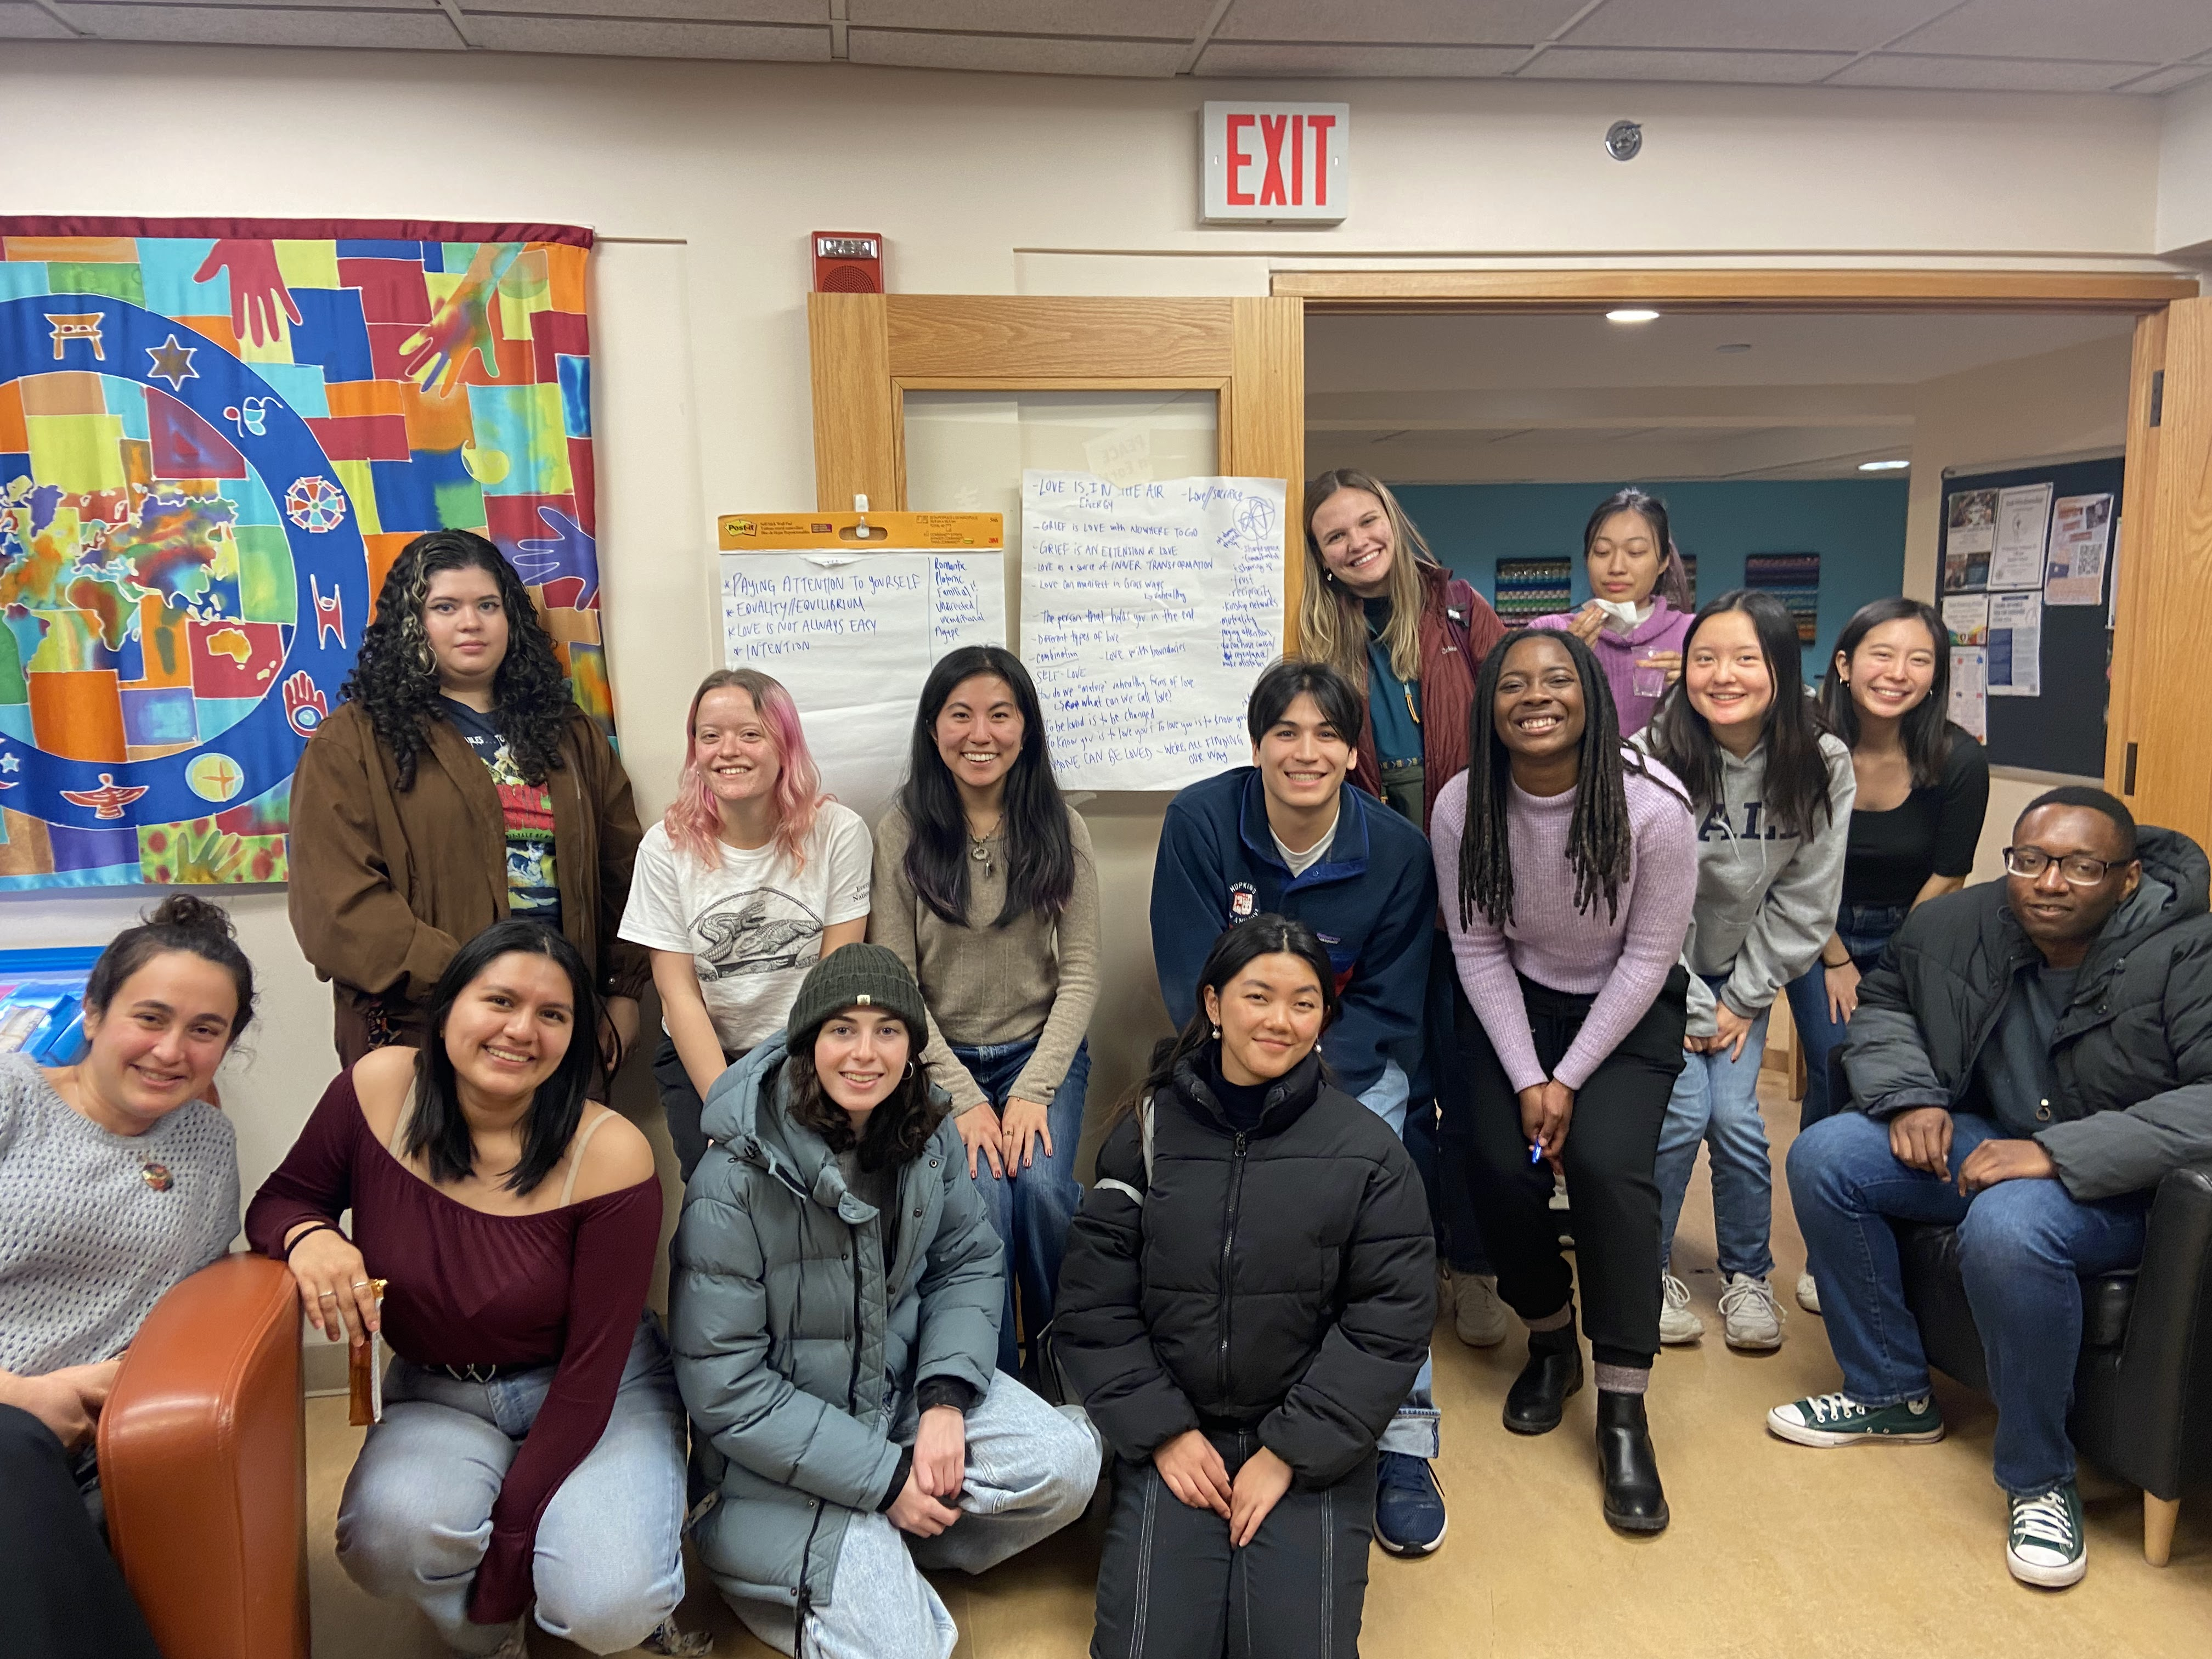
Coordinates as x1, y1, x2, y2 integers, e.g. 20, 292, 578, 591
3, 0, 2208, 93
1304, 309, 2135, 482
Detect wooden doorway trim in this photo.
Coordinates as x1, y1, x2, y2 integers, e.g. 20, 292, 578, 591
809, 292, 1306, 633
1274, 268, 2197, 314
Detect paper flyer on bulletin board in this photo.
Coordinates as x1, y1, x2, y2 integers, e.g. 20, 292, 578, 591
717, 512, 1005, 821
1987, 590, 2042, 697
2045, 493, 2113, 607
1942, 594, 1989, 647
1020, 470, 1285, 791
1949, 647, 1988, 742
1988, 483, 2053, 590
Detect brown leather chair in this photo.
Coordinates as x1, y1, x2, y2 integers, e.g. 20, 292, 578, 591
98, 1253, 310, 1659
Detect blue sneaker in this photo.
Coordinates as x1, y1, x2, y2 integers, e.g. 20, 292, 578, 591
1373, 1451, 1447, 1556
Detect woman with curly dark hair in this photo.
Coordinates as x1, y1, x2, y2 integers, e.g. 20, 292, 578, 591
289, 529, 650, 1066
672, 944, 1098, 1659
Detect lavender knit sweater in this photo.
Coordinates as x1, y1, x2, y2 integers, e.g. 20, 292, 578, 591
1431, 760, 1697, 1093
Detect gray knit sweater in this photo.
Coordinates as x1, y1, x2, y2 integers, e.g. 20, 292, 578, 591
0, 1055, 239, 1375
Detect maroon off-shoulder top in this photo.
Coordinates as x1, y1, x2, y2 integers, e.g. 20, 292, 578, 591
245, 1070, 661, 1623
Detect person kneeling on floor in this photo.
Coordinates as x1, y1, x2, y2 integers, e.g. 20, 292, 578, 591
672, 945, 1099, 1659
1054, 915, 1435, 1659
1769, 787, 2212, 1589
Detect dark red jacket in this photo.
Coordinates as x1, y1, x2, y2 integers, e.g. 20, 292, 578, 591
1347, 562, 1505, 833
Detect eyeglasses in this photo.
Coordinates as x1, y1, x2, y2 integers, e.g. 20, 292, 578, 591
2003, 847, 2121, 885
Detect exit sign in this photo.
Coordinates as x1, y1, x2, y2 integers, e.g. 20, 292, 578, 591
1202, 101, 1349, 224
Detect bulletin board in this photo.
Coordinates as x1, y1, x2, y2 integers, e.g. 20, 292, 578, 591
1938, 455, 2121, 780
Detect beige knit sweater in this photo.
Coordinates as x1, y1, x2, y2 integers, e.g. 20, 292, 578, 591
867, 802, 1101, 1113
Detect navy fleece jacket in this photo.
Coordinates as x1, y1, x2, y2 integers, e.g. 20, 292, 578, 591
1151, 769, 1435, 1107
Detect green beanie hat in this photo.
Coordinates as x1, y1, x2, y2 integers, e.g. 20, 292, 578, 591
785, 944, 930, 1054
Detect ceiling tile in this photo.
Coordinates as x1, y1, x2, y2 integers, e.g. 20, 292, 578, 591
71, 0, 439, 10
1562, 0, 1952, 54
60, 4, 462, 46
1214, 0, 1588, 46
1197, 41, 1527, 76
1517, 46, 1855, 83
466, 15, 827, 58
2114, 61, 2212, 94
1829, 53, 2153, 92
467, 0, 820, 19
848, 29, 1187, 76
0, 2, 76, 36
847, 2, 1215, 37
1891, 0, 2212, 65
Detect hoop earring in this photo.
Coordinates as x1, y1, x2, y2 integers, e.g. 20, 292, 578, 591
904, 1061, 916, 1080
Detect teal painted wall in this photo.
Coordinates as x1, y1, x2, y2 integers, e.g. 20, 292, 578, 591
1392, 479, 1911, 678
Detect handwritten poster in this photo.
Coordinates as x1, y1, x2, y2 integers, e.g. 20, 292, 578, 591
720, 550, 1006, 819
1021, 470, 1286, 791
1988, 483, 2053, 591
2044, 493, 2113, 606
1987, 590, 2042, 698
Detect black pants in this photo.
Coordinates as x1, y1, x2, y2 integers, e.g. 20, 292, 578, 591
1418, 931, 1492, 1276
654, 1032, 746, 1183
1454, 968, 1688, 1370
1091, 1431, 1376, 1659
0, 1406, 161, 1659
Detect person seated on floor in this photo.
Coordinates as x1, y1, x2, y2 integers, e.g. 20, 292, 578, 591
247, 919, 687, 1659
670, 944, 1098, 1659
1054, 915, 1434, 1659
1768, 787, 2212, 1590
1148, 654, 1451, 1556
0, 895, 251, 1659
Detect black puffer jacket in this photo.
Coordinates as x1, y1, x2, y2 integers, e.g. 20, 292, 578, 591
1840, 825, 2212, 1201
1053, 1047, 1434, 1488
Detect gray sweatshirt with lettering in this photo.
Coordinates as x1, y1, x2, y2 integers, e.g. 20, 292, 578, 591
1633, 730, 1857, 1037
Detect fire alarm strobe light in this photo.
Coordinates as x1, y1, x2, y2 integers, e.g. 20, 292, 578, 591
812, 232, 883, 295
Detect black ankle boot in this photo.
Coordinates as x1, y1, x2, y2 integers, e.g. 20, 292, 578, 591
1596, 1390, 1669, 1533
1503, 1325, 1583, 1436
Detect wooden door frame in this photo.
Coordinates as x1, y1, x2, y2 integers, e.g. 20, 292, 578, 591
809, 292, 1305, 628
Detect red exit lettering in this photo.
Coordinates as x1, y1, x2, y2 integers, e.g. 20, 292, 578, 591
1223, 109, 1337, 209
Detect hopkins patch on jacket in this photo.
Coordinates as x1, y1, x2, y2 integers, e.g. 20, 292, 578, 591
1228, 881, 1258, 921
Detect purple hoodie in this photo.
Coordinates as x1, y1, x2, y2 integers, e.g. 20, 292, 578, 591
1530, 596, 1694, 736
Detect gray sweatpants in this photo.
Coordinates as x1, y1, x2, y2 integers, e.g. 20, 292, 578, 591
730, 1373, 1101, 1659
1091, 1430, 1378, 1659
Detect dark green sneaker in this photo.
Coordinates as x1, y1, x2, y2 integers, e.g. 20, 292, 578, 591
1765, 1390, 1945, 1447
2007, 1482, 2087, 1588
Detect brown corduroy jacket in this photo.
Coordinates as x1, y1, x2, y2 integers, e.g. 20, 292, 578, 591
288, 701, 651, 1039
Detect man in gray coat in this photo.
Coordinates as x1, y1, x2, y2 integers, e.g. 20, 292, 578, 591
1765, 787, 2212, 1590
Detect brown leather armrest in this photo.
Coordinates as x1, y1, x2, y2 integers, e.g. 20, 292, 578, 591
98, 1252, 309, 1659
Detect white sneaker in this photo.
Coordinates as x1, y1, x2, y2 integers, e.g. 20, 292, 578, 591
1797, 1271, 1822, 1315
1720, 1272, 1785, 1350
1659, 1272, 1705, 1344
1452, 1272, 1509, 1347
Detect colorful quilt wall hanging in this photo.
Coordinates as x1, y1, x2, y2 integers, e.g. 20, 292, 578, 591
0, 218, 608, 890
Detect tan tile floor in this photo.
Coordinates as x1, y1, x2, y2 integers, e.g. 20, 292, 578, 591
305, 1076, 2210, 1658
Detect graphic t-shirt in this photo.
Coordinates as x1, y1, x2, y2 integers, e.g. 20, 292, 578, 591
618, 803, 873, 1053
441, 698, 561, 929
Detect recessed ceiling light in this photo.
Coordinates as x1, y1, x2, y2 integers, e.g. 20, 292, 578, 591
1859, 459, 1910, 471
1716, 342, 1752, 353
1606, 308, 1660, 323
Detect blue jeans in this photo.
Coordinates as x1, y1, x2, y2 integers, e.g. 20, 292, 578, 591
1788, 1110, 2151, 1494
1784, 901, 1909, 1131
1657, 977, 1774, 1280
336, 1313, 687, 1655
951, 1036, 1091, 1376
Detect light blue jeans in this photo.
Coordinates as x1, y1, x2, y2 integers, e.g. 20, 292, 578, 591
951, 1035, 1091, 1376
726, 1373, 1102, 1659
336, 1313, 687, 1655
1358, 1059, 1438, 1460
1656, 978, 1776, 1281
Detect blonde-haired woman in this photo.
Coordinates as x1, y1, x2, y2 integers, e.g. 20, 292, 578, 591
618, 668, 871, 1178
1300, 469, 1506, 1556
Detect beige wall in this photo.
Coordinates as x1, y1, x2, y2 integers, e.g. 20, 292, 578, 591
2158, 76, 2212, 260
0, 44, 2187, 1206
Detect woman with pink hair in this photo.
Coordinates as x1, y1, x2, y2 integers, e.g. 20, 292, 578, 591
619, 669, 872, 1178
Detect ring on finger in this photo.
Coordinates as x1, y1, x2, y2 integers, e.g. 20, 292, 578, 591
318, 1290, 338, 1299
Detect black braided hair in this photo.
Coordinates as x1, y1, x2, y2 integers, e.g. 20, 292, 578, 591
1457, 628, 1671, 931
339, 529, 573, 791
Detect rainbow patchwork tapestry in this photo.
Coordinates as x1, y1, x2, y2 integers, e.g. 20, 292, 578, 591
0, 218, 607, 890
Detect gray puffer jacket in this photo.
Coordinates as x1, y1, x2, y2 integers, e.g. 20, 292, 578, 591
1840, 826, 2212, 1201
670, 1035, 1002, 1610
